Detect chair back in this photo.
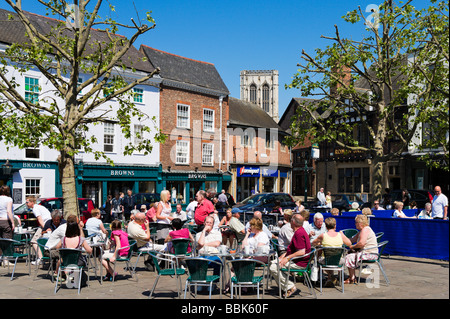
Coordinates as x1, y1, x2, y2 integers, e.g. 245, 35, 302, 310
118, 240, 136, 261
0, 238, 17, 257
37, 237, 49, 256
342, 229, 358, 238
230, 259, 257, 283
319, 247, 345, 267
377, 241, 389, 259
375, 232, 384, 243
171, 238, 190, 255
58, 248, 82, 268
185, 258, 210, 281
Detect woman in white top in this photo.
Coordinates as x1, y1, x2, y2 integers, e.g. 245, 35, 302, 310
0, 185, 15, 239
155, 190, 174, 242
393, 201, 416, 219
242, 218, 270, 254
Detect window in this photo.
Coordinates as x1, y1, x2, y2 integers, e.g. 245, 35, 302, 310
266, 130, 276, 149
338, 167, 371, 193
166, 181, 186, 204
177, 104, 190, 128
262, 84, 270, 112
203, 109, 214, 132
134, 124, 143, 145
25, 148, 40, 159
25, 76, 39, 104
176, 140, 189, 164
104, 122, 115, 152
202, 143, 214, 166
133, 88, 143, 103
250, 84, 257, 103
241, 129, 254, 147
25, 179, 41, 198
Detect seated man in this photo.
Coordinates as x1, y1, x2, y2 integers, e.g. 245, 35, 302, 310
269, 213, 311, 298
195, 215, 222, 275
277, 210, 294, 255
228, 212, 246, 246
304, 212, 326, 244
127, 212, 165, 270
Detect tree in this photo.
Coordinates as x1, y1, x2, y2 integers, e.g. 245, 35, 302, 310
0, 0, 165, 218
285, 0, 449, 200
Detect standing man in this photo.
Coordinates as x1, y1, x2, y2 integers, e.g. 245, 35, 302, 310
432, 186, 448, 220
194, 190, 215, 231
122, 189, 136, 221
218, 189, 229, 206
26, 196, 52, 264
317, 188, 326, 207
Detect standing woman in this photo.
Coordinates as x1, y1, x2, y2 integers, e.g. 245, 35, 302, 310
155, 190, 174, 243
0, 185, 15, 239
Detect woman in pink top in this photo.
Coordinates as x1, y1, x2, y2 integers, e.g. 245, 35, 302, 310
102, 220, 130, 281
164, 218, 194, 253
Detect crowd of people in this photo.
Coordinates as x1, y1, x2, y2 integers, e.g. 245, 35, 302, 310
1, 183, 447, 296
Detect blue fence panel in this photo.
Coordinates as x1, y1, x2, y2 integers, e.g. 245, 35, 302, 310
309, 213, 449, 260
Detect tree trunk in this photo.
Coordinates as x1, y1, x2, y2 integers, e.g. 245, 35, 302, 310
58, 151, 80, 220
371, 156, 385, 202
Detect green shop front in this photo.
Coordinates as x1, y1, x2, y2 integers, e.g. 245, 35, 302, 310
162, 170, 232, 207
75, 163, 163, 208
75, 163, 232, 210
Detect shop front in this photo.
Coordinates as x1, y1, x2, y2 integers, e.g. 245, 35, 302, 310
162, 170, 232, 208
75, 162, 162, 208
235, 165, 291, 201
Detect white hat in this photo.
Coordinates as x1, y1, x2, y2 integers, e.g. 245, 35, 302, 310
351, 202, 360, 210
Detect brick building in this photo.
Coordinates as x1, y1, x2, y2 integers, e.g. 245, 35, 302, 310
140, 46, 231, 204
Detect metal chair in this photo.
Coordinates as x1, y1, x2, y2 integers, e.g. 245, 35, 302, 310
54, 248, 87, 294
34, 237, 54, 281
111, 239, 137, 282
184, 257, 222, 299
227, 258, 266, 299
148, 251, 186, 298
0, 238, 31, 280
375, 232, 384, 243
279, 248, 317, 299
316, 246, 347, 294
357, 240, 390, 286
341, 229, 358, 239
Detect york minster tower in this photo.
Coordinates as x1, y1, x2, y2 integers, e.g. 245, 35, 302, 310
240, 70, 279, 122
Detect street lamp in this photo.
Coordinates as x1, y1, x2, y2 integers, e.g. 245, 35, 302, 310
2, 159, 12, 176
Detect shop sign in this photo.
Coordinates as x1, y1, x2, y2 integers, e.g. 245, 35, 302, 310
188, 173, 207, 179
22, 162, 52, 169
238, 166, 260, 177
261, 167, 278, 177
110, 170, 135, 176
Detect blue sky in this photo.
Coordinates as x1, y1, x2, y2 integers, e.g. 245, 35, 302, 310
0, 0, 431, 117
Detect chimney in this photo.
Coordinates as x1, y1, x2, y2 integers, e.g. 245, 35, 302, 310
330, 65, 351, 97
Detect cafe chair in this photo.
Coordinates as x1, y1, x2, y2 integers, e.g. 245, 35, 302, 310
54, 248, 88, 295
0, 238, 31, 281
110, 240, 137, 282
148, 251, 186, 299
279, 248, 316, 299
227, 259, 266, 299
341, 229, 358, 239
375, 232, 384, 243
184, 257, 222, 299
316, 246, 347, 294
34, 237, 54, 281
357, 240, 390, 286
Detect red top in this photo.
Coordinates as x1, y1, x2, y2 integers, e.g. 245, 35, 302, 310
286, 227, 311, 267
194, 199, 214, 225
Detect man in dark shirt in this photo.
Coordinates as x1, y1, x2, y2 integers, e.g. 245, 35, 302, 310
269, 213, 311, 298
122, 189, 136, 221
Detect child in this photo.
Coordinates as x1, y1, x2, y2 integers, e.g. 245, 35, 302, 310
101, 219, 129, 281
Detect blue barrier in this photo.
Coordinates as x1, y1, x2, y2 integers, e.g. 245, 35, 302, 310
309, 213, 449, 261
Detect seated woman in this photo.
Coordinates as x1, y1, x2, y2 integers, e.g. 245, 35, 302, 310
417, 203, 433, 219
164, 218, 194, 254
101, 219, 129, 281
55, 219, 93, 281
242, 218, 270, 255
85, 208, 109, 238
312, 217, 352, 287
343, 214, 379, 284
393, 201, 417, 219
218, 208, 236, 247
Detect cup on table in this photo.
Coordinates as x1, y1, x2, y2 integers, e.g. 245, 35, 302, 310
244, 246, 250, 255
28, 227, 32, 231
220, 245, 228, 254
